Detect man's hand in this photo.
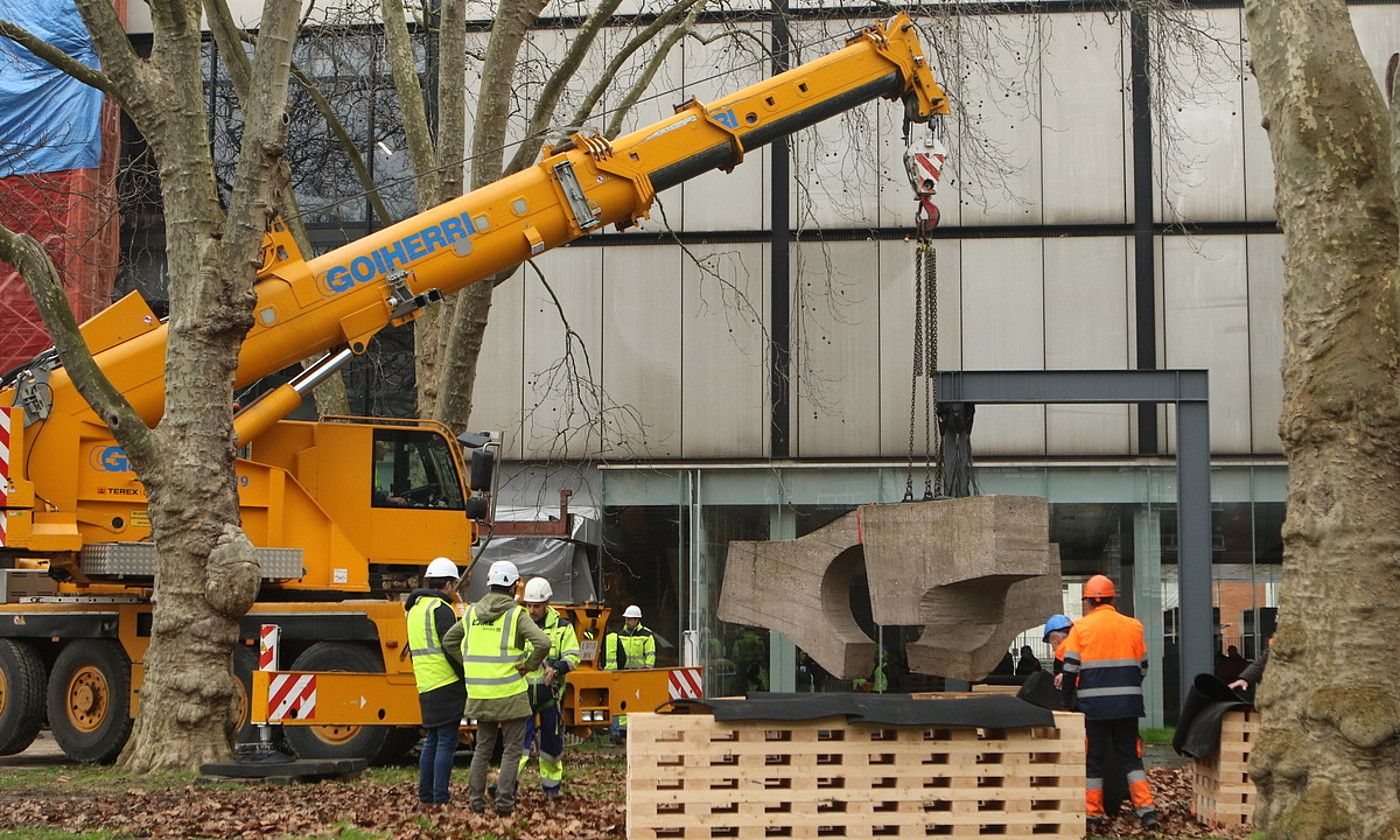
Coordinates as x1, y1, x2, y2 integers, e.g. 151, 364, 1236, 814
1228, 678, 1248, 691
516, 664, 531, 676
544, 666, 558, 687
1053, 673, 1064, 690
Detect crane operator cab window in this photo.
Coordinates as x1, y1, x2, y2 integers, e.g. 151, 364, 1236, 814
370, 430, 466, 511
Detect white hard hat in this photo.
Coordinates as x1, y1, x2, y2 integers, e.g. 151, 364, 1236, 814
425, 557, 459, 580
523, 577, 553, 604
486, 560, 520, 588
623, 605, 642, 619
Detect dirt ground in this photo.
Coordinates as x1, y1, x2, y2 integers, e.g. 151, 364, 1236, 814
0, 735, 1247, 840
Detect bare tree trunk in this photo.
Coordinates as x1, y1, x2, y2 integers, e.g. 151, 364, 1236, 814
1243, 1, 1400, 836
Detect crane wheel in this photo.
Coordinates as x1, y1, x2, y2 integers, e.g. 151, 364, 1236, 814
282, 642, 394, 763
231, 644, 259, 745
0, 640, 47, 756
46, 640, 133, 763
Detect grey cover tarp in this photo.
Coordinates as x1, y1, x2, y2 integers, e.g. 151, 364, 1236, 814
463, 536, 597, 603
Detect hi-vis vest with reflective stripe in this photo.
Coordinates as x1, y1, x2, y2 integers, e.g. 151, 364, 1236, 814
526, 608, 582, 686
406, 596, 458, 694
1061, 604, 1148, 719
462, 604, 528, 699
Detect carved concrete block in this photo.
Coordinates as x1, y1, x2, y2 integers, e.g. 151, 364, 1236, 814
718, 496, 1062, 682
719, 513, 876, 680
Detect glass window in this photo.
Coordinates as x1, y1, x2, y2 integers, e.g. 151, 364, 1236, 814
370, 429, 465, 510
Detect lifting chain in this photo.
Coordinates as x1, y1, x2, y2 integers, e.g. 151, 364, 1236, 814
903, 119, 947, 502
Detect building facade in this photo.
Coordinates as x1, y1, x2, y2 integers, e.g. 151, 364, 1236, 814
119, 0, 1400, 722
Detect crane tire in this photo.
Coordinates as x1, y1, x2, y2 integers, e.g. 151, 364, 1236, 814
46, 640, 133, 764
375, 726, 425, 765
0, 640, 47, 756
231, 644, 259, 745
282, 642, 392, 762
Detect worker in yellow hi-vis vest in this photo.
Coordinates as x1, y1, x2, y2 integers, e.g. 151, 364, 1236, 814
405, 557, 464, 808
603, 604, 655, 742
444, 560, 551, 817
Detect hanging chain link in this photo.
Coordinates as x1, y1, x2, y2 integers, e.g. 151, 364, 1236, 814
904, 119, 946, 502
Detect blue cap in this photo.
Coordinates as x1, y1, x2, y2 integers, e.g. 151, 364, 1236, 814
1042, 614, 1072, 642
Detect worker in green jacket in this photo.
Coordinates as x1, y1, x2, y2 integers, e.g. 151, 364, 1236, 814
517, 577, 582, 804
603, 604, 655, 742
443, 560, 551, 817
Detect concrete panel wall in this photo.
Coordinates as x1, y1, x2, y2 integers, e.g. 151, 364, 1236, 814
792, 241, 881, 457
470, 267, 527, 459
522, 247, 604, 459
602, 246, 682, 458
1162, 235, 1251, 454
1246, 235, 1285, 455
1155, 8, 1246, 224
960, 238, 1046, 455
1044, 238, 1131, 454
681, 243, 770, 458
1041, 13, 1128, 225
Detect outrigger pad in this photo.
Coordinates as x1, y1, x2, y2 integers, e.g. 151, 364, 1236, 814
199, 757, 367, 781
718, 497, 1061, 681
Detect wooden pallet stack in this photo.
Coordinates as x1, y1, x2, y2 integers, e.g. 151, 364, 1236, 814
627, 708, 1085, 839
1191, 707, 1257, 827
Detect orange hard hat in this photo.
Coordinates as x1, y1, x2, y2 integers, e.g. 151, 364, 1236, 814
1083, 574, 1116, 600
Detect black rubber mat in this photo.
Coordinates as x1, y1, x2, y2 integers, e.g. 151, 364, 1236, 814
662, 692, 1055, 728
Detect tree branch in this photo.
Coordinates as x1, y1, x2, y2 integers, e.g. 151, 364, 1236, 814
567, 0, 707, 138
0, 18, 127, 107
0, 225, 155, 465
380, 0, 441, 202
503, 0, 626, 175
71, 0, 147, 96
221, 0, 302, 288
202, 0, 254, 100
605, 0, 707, 140
289, 63, 395, 226
436, 0, 466, 198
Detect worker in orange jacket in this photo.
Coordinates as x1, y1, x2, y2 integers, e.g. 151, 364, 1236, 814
1060, 575, 1159, 830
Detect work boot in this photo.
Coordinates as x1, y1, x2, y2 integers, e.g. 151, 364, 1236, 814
486, 783, 497, 804
495, 807, 514, 818
1139, 810, 1160, 831
1085, 815, 1107, 831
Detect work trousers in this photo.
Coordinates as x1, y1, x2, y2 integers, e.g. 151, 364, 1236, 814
519, 704, 566, 793
469, 717, 528, 813
1084, 717, 1156, 818
417, 723, 458, 804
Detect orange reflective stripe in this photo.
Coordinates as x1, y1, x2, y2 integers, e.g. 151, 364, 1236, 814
1086, 788, 1106, 818
1127, 778, 1155, 810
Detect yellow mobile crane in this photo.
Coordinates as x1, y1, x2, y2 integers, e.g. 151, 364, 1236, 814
0, 14, 949, 763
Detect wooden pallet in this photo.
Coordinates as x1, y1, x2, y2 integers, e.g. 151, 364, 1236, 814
627, 706, 1085, 839
1191, 708, 1257, 827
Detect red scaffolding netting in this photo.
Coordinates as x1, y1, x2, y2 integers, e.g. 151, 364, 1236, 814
0, 99, 121, 376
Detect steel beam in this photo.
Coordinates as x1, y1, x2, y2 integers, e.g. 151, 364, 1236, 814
934, 369, 1212, 708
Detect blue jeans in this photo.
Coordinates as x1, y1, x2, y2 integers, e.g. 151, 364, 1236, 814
418, 723, 458, 804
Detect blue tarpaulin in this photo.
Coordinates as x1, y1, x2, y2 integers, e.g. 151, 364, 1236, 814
0, 0, 103, 177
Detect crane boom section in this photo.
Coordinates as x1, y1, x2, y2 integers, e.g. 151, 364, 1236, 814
0, 16, 946, 549
5, 15, 944, 427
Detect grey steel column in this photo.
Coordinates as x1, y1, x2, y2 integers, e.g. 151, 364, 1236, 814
768, 505, 797, 692
1133, 509, 1165, 727
1176, 399, 1214, 701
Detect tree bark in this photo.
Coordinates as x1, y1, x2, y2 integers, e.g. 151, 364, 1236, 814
1243, 1, 1400, 836
77, 0, 299, 772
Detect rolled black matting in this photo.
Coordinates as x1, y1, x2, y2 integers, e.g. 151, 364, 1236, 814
662, 692, 1055, 729
1173, 672, 1252, 759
